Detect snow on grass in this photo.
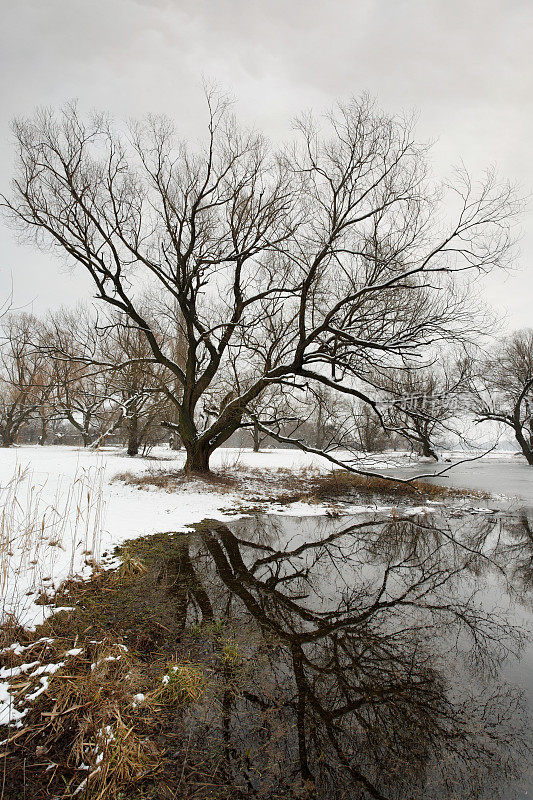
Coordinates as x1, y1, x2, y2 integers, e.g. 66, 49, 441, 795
1, 461, 106, 629
0, 446, 240, 630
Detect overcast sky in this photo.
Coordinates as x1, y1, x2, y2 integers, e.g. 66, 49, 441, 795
0, 0, 531, 328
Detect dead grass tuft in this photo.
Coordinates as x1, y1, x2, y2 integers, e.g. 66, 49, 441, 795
0, 634, 167, 798
113, 467, 237, 492
156, 660, 208, 705
0, 629, 215, 799
304, 469, 474, 502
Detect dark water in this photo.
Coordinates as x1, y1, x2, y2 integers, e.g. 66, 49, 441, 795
164, 507, 533, 799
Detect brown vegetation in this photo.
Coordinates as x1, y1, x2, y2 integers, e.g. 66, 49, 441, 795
112, 464, 482, 505
0, 539, 256, 800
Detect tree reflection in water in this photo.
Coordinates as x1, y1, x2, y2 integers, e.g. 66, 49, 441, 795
500, 510, 533, 594
158, 512, 531, 799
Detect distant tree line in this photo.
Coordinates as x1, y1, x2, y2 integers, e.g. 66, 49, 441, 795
0, 307, 171, 454
0, 305, 531, 464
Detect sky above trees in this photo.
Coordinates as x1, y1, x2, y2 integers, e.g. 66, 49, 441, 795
0, 0, 531, 327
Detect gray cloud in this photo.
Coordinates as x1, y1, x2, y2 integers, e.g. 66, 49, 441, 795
0, 0, 531, 325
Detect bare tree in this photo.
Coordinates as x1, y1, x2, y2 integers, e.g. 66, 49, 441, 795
472, 329, 533, 464
99, 312, 172, 455
34, 373, 61, 445
380, 358, 471, 460
0, 313, 50, 447
44, 307, 120, 446
3, 95, 519, 473
239, 384, 302, 451
353, 401, 391, 453
302, 384, 351, 451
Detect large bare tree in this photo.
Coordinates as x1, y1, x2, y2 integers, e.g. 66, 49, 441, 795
3, 95, 519, 472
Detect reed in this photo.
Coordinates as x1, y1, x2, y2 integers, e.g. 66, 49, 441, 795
0, 462, 107, 629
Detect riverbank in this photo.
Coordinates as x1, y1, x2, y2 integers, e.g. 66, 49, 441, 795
2, 507, 531, 799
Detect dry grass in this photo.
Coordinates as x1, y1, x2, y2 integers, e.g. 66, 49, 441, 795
1, 463, 107, 628
156, 660, 208, 705
0, 635, 165, 798
0, 550, 223, 799
113, 462, 481, 507
113, 467, 237, 492
304, 469, 478, 501
0, 527, 258, 800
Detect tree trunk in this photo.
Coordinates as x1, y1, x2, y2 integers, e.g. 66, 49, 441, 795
421, 438, 439, 460
168, 406, 182, 450
127, 414, 139, 457
184, 441, 211, 474
315, 400, 325, 450
81, 412, 92, 447
170, 432, 181, 450
178, 399, 245, 474
0, 430, 14, 447
38, 418, 48, 446
515, 425, 533, 465
253, 421, 261, 452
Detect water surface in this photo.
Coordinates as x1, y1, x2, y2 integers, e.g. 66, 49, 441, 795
151, 506, 533, 799
383, 458, 533, 507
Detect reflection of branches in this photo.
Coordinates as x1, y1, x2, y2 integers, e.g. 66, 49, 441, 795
179, 513, 529, 799
499, 511, 533, 594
